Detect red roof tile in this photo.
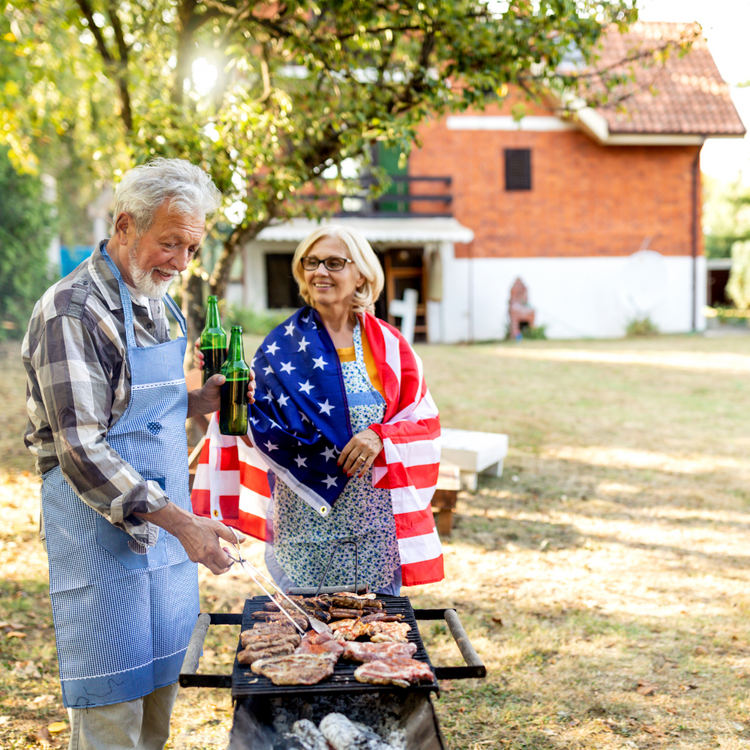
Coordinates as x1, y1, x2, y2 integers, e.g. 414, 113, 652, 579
590, 22, 745, 136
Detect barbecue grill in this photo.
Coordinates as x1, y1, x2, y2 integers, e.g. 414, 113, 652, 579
180, 594, 486, 749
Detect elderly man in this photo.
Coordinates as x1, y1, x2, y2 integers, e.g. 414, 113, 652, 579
23, 158, 252, 750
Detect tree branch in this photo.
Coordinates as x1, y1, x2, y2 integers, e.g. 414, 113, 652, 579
75, 0, 132, 131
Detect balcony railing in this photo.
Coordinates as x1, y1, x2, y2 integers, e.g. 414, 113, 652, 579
301, 175, 453, 218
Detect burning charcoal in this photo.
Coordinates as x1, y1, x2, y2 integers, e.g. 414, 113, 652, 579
319, 713, 396, 750
291, 719, 329, 750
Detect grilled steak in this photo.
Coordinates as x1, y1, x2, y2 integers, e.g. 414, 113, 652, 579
295, 632, 344, 658
353, 657, 433, 688
239, 632, 300, 649
341, 641, 417, 663
237, 641, 296, 665
328, 618, 369, 640
250, 653, 337, 685
367, 621, 411, 643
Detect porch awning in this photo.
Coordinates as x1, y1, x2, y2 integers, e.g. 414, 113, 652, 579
255, 217, 474, 244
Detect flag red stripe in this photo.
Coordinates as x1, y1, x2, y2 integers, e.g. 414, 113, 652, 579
394, 507, 438, 538
239, 462, 272, 497
401, 555, 445, 586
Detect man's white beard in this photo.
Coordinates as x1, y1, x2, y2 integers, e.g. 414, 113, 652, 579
128, 239, 178, 299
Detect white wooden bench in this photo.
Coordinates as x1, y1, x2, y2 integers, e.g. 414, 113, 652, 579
440, 428, 509, 491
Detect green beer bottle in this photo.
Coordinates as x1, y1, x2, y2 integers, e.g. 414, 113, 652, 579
200, 295, 227, 385
219, 326, 249, 436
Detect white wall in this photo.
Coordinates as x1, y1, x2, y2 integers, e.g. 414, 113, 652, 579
244, 240, 706, 341
434, 252, 706, 342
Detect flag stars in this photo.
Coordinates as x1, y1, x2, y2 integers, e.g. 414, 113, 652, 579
262, 389, 274, 403
265, 341, 280, 356
284, 321, 296, 337
322, 446, 336, 461
323, 475, 338, 489
297, 337, 310, 353
280, 361, 296, 375
294, 455, 307, 468
298, 380, 314, 395
277, 393, 290, 407
263, 364, 274, 376
313, 356, 327, 370
318, 400, 334, 416
264, 440, 278, 452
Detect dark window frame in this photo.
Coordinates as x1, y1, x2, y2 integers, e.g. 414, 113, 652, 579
505, 148, 532, 191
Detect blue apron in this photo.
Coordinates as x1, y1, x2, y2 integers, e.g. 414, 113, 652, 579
41, 248, 199, 708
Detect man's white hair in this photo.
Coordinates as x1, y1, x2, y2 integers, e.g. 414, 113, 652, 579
112, 158, 222, 234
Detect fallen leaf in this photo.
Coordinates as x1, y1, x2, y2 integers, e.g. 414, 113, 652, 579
7, 631, 27, 639
32, 726, 52, 747
0, 716, 10, 725
440, 680, 454, 692
47, 722, 67, 735
694, 646, 708, 656
642, 724, 666, 737
636, 681, 657, 696
31, 695, 55, 706
678, 683, 699, 691
9, 621, 25, 630
12, 661, 42, 679
490, 614, 504, 625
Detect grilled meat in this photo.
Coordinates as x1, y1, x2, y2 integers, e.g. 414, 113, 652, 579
360, 612, 404, 623
328, 607, 365, 620
326, 594, 382, 610
237, 641, 296, 665
367, 621, 411, 643
353, 657, 433, 689
239, 631, 301, 649
250, 653, 337, 685
341, 641, 417, 663
251, 611, 309, 629
319, 713, 396, 750
295, 632, 344, 658
328, 618, 370, 640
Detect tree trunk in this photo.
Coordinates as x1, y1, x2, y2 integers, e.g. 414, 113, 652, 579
183, 269, 205, 367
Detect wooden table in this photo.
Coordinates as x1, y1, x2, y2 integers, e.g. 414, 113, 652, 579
431, 461, 461, 537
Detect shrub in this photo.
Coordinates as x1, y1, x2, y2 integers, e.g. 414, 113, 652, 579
727, 240, 750, 310
223, 306, 290, 336
0, 149, 56, 339
520, 324, 548, 340
626, 316, 660, 337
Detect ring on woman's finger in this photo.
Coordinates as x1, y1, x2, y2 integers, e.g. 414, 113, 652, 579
357, 456, 365, 462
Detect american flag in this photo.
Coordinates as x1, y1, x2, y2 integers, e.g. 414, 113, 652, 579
191, 307, 444, 586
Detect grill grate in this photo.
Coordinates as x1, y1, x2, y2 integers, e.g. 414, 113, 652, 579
231, 595, 439, 698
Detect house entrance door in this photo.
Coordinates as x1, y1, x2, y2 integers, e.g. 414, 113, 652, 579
380, 246, 427, 342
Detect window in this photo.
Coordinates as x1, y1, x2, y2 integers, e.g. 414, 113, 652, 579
504, 149, 532, 191
265, 253, 301, 309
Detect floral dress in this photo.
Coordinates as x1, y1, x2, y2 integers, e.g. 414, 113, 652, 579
272, 322, 400, 592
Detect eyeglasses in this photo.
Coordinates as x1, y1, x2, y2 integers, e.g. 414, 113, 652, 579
300, 256, 354, 272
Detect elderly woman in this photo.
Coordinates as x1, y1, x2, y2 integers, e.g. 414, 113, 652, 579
194, 225, 443, 595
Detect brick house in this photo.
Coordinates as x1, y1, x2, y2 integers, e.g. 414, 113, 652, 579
234, 22, 745, 341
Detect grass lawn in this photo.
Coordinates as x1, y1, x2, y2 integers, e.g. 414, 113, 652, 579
2, 332, 750, 749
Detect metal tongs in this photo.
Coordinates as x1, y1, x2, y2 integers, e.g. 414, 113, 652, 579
223, 531, 331, 635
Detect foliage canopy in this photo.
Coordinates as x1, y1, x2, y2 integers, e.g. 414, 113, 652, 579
3, 0, 670, 337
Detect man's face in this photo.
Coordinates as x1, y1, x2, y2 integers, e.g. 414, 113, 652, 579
122, 200, 205, 299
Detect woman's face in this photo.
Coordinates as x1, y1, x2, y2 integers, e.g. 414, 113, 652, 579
303, 236, 365, 311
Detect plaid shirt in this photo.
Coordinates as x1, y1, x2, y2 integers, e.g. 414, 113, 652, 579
23, 242, 177, 545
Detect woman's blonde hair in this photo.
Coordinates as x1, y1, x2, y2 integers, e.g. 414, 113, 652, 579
291, 225, 384, 315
